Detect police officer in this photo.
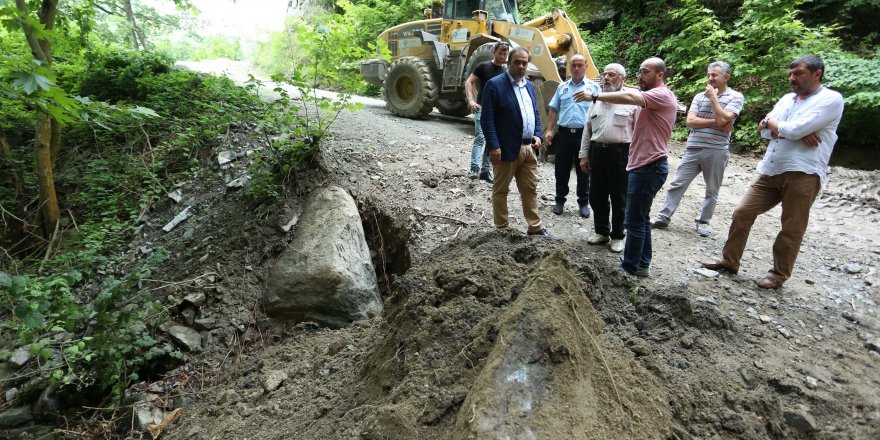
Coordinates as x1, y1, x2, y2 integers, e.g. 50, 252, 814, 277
544, 53, 599, 218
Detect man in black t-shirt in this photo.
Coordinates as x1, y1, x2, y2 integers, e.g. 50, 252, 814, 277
464, 41, 509, 183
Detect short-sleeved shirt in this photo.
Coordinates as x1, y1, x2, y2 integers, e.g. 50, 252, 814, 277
473, 61, 506, 106
548, 78, 599, 128
628, 85, 678, 171
686, 88, 744, 150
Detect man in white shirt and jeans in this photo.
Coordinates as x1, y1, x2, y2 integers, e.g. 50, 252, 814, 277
703, 55, 844, 289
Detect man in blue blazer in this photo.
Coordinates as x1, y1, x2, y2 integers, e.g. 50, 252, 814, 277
480, 46, 551, 237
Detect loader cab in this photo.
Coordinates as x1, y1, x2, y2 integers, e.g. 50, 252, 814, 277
443, 0, 520, 23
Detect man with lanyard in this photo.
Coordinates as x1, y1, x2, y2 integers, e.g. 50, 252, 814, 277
481, 47, 550, 237
703, 55, 844, 289
653, 61, 744, 237
578, 63, 640, 253
465, 41, 509, 183
544, 53, 599, 218
575, 57, 678, 277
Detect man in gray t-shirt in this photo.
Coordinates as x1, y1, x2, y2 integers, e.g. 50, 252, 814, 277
652, 61, 744, 237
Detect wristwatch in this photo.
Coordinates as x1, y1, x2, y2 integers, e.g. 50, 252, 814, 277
591, 90, 599, 103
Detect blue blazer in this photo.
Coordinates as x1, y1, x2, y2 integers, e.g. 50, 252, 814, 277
480, 73, 543, 162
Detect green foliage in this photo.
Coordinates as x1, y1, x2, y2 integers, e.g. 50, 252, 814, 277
0, 248, 179, 401
824, 53, 880, 149
78, 50, 174, 102
247, 14, 365, 200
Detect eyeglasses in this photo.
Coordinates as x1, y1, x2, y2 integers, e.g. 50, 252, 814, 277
637, 68, 653, 76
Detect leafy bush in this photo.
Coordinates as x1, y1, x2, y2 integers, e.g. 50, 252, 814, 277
0, 248, 179, 402
77, 51, 174, 102
824, 53, 880, 149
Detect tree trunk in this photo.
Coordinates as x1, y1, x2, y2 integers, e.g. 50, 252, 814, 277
123, 0, 148, 50
35, 114, 60, 237
0, 134, 26, 198
17, 0, 61, 238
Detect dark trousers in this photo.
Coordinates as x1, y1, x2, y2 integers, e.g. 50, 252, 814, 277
589, 142, 629, 239
554, 128, 589, 206
622, 158, 668, 275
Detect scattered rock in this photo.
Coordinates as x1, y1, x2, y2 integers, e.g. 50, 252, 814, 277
163, 206, 192, 232
842, 311, 862, 323
217, 151, 235, 165
805, 376, 818, 389
843, 263, 862, 274
281, 213, 300, 232
778, 327, 792, 339
166, 325, 203, 352
626, 337, 652, 357
759, 315, 773, 324
133, 400, 166, 432
261, 370, 288, 393
194, 317, 218, 331
784, 409, 817, 435
0, 406, 34, 428
183, 292, 207, 308
695, 268, 719, 278
226, 175, 250, 189
9, 345, 31, 369
33, 385, 59, 415
5, 387, 19, 402
867, 338, 880, 354
167, 189, 183, 203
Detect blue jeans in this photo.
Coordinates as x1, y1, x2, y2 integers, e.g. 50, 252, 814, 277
622, 158, 668, 275
471, 109, 491, 170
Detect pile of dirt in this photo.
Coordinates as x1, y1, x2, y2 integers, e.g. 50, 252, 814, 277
167, 230, 826, 439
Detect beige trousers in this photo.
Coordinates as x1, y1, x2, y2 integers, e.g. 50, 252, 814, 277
492, 144, 543, 233
721, 172, 821, 281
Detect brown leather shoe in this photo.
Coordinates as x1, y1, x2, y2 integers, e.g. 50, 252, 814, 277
755, 276, 784, 289
701, 259, 738, 275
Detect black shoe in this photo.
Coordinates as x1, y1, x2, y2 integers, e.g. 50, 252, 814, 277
527, 228, 554, 238
479, 170, 494, 184
579, 205, 591, 218
552, 203, 564, 215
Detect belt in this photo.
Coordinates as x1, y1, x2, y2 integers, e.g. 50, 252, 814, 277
591, 141, 629, 148
559, 126, 583, 133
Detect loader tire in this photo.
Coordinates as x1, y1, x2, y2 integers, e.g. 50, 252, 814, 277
436, 98, 470, 117
383, 57, 438, 119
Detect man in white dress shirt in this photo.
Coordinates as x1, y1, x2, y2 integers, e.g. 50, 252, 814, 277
703, 55, 844, 289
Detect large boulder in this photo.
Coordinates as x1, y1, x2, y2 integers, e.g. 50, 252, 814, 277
264, 186, 381, 327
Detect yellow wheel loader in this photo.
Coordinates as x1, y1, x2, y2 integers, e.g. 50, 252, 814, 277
360, 0, 600, 126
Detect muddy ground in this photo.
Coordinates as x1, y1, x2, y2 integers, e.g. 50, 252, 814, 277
116, 62, 880, 439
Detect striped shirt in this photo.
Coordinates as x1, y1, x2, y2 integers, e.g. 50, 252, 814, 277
685, 88, 744, 150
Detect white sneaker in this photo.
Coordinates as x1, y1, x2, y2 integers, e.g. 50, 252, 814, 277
609, 238, 625, 253
587, 233, 610, 245
696, 222, 711, 237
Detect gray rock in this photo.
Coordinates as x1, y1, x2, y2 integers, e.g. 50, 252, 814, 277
844, 263, 862, 274
166, 325, 203, 352
784, 409, 817, 434
226, 175, 250, 189
5, 387, 19, 402
163, 206, 192, 232
0, 406, 34, 428
194, 317, 217, 331
133, 400, 165, 432
758, 315, 773, 324
778, 327, 792, 339
805, 376, 818, 389
9, 345, 31, 368
180, 306, 197, 326
217, 151, 235, 165
183, 292, 207, 308
261, 370, 288, 392
867, 338, 880, 354
168, 189, 183, 203
264, 186, 382, 328
695, 268, 719, 278
33, 385, 59, 415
